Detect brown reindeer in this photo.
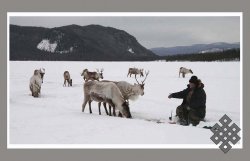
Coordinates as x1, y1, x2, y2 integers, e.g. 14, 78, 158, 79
81, 68, 104, 82
127, 68, 144, 77
63, 71, 72, 87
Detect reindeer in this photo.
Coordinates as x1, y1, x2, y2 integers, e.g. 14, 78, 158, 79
29, 69, 43, 97
82, 81, 132, 118
63, 71, 72, 87
127, 68, 144, 77
119, 70, 149, 101
100, 70, 149, 116
179, 67, 193, 78
81, 68, 104, 82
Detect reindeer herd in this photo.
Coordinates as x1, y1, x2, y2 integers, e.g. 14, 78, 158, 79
29, 67, 150, 118
29, 66, 192, 119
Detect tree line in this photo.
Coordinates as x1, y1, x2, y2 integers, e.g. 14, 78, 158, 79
162, 48, 240, 61
10, 48, 240, 62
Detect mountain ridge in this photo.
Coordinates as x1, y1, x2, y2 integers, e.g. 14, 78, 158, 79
150, 42, 240, 56
10, 24, 158, 61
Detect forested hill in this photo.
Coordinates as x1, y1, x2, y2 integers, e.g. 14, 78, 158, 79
10, 24, 158, 61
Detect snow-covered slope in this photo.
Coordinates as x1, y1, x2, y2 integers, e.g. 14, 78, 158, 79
8, 61, 242, 148
37, 39, 57, 52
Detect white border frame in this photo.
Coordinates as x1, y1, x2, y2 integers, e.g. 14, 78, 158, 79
7, 12, 243, 149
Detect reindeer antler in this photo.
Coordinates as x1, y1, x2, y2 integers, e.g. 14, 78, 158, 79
141, 70, 149, 84
134, 75, 140, 84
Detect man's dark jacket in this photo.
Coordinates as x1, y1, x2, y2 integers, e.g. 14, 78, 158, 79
171, 83, 206, 118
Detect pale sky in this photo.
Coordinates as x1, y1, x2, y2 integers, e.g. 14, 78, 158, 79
10, 16, 240, 49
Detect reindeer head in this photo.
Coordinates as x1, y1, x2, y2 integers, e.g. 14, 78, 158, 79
32, 91, 39, 97
39, 68, 45, 81
81, 69, 88, 76
40, 68, 45, 74
34, 69, 40, 75
134, 70, 149, 96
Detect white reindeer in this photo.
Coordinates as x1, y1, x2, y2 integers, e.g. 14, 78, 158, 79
100, 71, 149, 116
29, 69, 43, 97
116, 71, 149, 101
82, 81, 132, 118
179, 67, 193, 78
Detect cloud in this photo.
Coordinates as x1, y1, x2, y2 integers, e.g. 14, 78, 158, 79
10, 16, 240, 48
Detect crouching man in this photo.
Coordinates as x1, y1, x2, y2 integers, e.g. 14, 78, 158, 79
168, 76, 206, 126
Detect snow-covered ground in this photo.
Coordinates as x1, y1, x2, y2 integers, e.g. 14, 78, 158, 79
8, 61, 242, 148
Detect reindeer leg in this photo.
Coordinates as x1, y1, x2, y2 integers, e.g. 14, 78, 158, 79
98, 102, 101, 115
103, 102, 109, 115
82, 98, 89, 112
113, 106, 116, 116
182, 73, 185, 78
111, 102, 116, 116
108, 104, 112, 116
88, 101, 92, 114
108, 101, 116, 116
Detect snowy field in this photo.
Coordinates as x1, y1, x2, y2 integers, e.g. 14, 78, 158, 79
8, 61, 241, 148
